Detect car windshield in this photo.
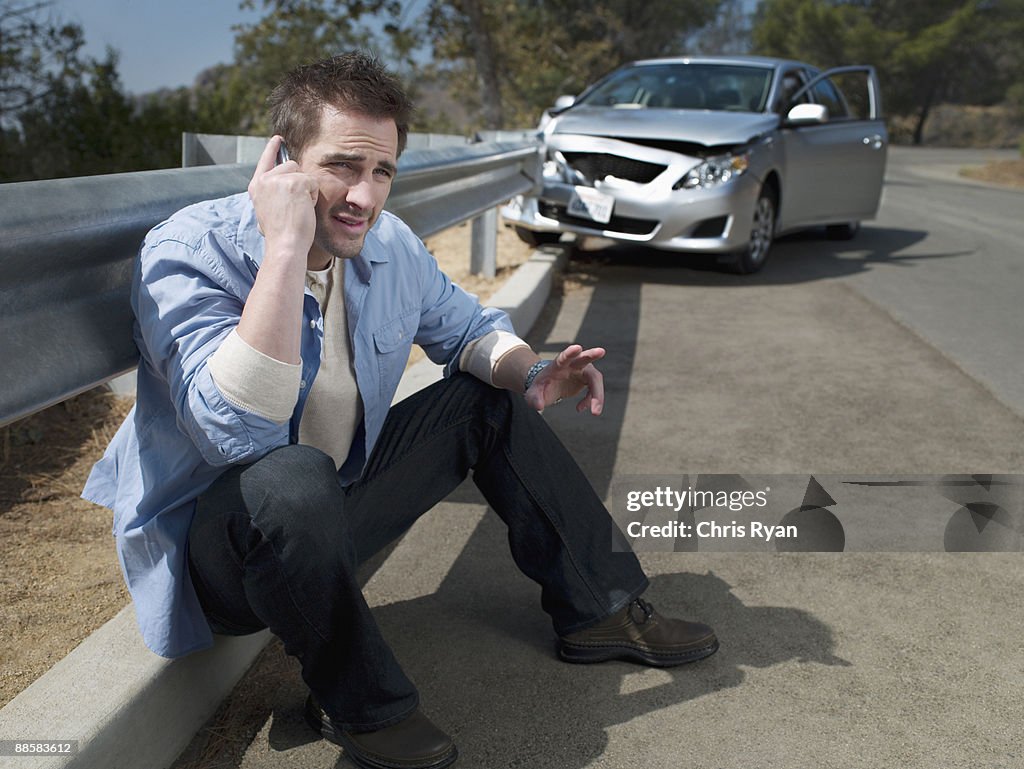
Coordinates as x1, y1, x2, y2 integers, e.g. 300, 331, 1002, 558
577, 63, 774, 113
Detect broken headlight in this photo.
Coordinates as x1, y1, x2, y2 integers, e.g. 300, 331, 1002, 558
674, 152, 750, 190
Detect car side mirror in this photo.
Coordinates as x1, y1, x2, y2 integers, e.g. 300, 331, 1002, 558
551, 94, 576, 113
786, 103, 828, 124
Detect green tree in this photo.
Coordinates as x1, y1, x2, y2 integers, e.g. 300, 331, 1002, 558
198, 0, 379, 136
752, 0, 1024, 144
128, 86, 200, 170
3, 47, 218, 181
189, 0, 449, 135
1, 0, 88, 177
423, 0, 724, 130
0, 0, 85, 126
1, 0, 393, 181
12, 49, 136, 179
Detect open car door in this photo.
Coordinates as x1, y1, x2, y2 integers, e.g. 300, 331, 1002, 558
779, 65, 887, 228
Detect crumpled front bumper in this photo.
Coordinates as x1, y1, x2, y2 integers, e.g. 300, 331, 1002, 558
504, 130, 767, 254
504, 170, 762, 254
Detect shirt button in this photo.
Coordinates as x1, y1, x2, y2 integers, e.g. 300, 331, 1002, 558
309, 319, 316, 329
299, 380, 307, 389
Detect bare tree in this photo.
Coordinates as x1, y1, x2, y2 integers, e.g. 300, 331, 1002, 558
0, 1, 85, 127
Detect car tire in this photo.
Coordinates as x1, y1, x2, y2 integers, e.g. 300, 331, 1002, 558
730, 186, 776, 274
825, 221, 860, 240
513, 226, 562, 248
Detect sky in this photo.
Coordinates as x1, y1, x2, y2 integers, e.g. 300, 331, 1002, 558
52, 0, 269, 94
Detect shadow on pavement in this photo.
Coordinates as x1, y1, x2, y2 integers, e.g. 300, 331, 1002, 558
183, 508, 850, 768
225, 510, 849, 768
569, 225, 972, 288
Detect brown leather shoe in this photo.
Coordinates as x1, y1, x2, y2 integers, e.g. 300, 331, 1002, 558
305, 695, 458, 769
558, 597, 719, 667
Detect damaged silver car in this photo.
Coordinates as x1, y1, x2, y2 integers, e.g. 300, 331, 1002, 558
503, 56, 887, 273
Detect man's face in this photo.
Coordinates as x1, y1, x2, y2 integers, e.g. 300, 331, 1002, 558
298, 106, 399, 269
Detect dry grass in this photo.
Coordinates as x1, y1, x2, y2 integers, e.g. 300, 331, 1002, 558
888, 104, 1024, 148
0, 392, 133, 707
960, 158, 1024, 188
0, 218, 533, 708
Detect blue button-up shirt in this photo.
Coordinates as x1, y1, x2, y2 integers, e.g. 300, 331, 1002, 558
82, 192, 513, 658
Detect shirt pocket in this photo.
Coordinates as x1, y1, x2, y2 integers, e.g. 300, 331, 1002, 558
372, 308, 419, 400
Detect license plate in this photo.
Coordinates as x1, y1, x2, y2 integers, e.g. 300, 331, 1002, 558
568, 186, 614, 224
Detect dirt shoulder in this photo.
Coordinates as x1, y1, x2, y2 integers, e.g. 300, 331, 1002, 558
960, 157, 1024, 188
0, 219, 531, 709
0, 393, 133, 708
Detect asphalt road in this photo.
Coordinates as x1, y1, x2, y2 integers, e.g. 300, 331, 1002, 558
767, 145, 1024, 418
172, 148, 1024, 769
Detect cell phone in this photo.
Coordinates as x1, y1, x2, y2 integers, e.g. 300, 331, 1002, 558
276, 142, 290, 165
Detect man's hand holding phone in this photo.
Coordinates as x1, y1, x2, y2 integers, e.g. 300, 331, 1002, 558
248, 135, 318, 261
236, 136, 317, 365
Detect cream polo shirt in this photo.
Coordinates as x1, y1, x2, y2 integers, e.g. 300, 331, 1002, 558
208, 259, 528, 470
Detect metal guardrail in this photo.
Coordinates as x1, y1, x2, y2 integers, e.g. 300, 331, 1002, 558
387, 142, 539, 238
0, 140, 540, 428
181, 132, 473, 166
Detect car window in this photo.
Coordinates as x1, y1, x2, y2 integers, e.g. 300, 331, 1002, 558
811, 78, 849, 119
578, 64, 773, 112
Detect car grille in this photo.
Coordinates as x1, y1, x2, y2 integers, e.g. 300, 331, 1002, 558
539, 202, 658, 236
595, 136, 730, 158
561, 153, 665, 184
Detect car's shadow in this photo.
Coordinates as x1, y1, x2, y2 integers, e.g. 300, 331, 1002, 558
565, 224, 971, 286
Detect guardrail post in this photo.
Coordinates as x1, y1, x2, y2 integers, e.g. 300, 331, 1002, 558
470, 207, 498, 278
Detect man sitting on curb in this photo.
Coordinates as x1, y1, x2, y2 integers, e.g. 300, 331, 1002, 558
83, 51, 718, 769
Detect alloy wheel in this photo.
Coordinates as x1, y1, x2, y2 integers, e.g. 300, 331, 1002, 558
748, 194, 775, 266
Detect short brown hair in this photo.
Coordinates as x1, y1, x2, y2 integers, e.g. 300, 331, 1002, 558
268, 51, 413, 159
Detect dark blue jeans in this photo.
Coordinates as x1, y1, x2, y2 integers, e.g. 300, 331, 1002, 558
187, 373, 648, 731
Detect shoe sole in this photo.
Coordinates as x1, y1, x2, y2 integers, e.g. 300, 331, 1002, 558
558, 637, 720, 667
305, 698, 459, 769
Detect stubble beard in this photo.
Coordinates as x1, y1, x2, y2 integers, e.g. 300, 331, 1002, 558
312, 207, 374, 263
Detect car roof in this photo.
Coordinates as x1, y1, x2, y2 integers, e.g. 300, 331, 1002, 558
628, 55, 803, 71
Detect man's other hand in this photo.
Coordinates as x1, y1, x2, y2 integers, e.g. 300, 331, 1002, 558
526, 344, 605, 416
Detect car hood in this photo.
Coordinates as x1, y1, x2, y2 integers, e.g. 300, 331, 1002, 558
551, 107, 779, 147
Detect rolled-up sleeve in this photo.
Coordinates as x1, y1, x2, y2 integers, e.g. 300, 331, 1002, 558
459, 330, 530, 386
208, 328, 301, 423
132, 231, 290, 466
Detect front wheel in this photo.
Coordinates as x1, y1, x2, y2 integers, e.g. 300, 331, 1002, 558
730, 186, 776, 274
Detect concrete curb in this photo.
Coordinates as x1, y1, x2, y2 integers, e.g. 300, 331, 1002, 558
0, 246, 567, 769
